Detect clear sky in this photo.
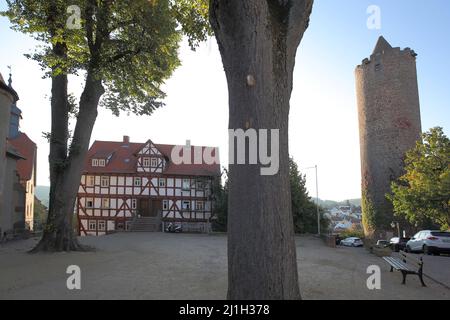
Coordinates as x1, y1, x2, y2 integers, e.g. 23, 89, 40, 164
1, 0, 449, 201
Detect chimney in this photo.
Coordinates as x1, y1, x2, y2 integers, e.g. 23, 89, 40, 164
123, 135, 130, 144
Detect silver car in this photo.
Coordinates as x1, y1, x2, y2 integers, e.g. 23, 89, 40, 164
340, 237, 364, 247
406, 230, 450, 255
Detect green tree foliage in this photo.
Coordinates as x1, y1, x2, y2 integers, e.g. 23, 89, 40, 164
289, 158, 328, 234
388, 127, 450, 230
2, 0, 210, 115
211, 169, 228, 232
213, 159, 329, 234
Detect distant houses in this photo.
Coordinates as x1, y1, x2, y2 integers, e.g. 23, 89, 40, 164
325, 205, 362, 233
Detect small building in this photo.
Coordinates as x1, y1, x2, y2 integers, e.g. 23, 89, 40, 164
77, 136, 220, 236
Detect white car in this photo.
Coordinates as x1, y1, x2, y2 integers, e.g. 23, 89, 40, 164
340, 237, 364, 247
406, 230, 450, 255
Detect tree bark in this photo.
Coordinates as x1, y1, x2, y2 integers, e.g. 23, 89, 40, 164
32, 0, 108, 252
33, 71, 104, 252
209, 0, 313, 299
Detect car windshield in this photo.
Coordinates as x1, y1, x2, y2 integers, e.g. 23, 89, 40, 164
431, 232, 450, 237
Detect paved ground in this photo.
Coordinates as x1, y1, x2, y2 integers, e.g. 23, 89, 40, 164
0, 233, 449, 300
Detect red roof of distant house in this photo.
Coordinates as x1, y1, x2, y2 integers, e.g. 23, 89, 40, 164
9, 132, 37, 181
85, 139, 221, 177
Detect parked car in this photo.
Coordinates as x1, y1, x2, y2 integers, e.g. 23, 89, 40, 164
340, 237, 363, 247
376, 240, 390, 248
389, 237, 411, 252
406, 230, 450, 255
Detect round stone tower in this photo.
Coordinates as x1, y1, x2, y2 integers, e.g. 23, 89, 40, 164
355, 36, 422, 238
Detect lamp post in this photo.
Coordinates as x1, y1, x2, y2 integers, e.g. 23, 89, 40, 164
303, 165, 320, 236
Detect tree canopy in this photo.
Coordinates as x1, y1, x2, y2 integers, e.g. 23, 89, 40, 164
2, 0, 210, 116
388, 127, 450, 230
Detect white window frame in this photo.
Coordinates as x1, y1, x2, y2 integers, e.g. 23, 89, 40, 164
182, 179, 190, 191
92, 159, 99, 167
99, 159, 106, 167
131, 199, 137, 210
88, 220, 96, 231
86, 175, 95, 187
134, 177, 142, 187
102, 198, 110, 209
86, 198, 94, 209
98, 220, 106, 231
101, 176, 109, 187
143, 157, 150, 167
162, 200, 169, 210
182, 200, 191, 211
195, 200, 205, 211
196, 180, 205, 191
159, 178, 166, 187
151, 158, 158, 167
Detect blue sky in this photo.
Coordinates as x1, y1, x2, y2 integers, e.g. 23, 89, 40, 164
1, 0, 449, 201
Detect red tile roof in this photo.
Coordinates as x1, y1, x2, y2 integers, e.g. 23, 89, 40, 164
85, 140, 221, 177
9, 132, 37, 181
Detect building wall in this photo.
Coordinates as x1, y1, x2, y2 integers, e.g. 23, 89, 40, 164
0, 157, 25, 233
77, 174, 214, 236
0, 88, 14, 231
355, 44, 422, 237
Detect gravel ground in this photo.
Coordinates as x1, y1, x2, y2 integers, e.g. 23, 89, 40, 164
0, 233, 448, 300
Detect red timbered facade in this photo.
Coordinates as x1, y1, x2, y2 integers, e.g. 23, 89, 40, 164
77, 136, 220, 236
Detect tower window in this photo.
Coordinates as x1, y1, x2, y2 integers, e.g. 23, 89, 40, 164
375, 63, 382, 71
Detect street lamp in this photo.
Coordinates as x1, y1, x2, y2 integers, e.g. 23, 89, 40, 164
303, 165, 320, 236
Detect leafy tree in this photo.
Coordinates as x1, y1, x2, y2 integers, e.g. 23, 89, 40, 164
2, 0, 209, 251
210, 0, 313, 299
388, 127, 450, 230
290, 158, 328, 234
211, 169, 228, 232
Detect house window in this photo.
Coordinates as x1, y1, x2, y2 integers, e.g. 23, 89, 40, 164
159, 178, 166, 187
134, 177, 142, 187
196, 180, 205, 191
143, 157, 150, 167
87, 175, 95, 187
151, 158, 158, 167
182, 200, 190, 211
88, 220, 96, 231
102, 198, 110, 209
86, 198, 94, 209
131, 199, 137, 210
98, 220, 106, 231
92, 159, 99, 167
162, 200, 169, 210
101, 176, 109, 187
195, 201, 205, 211
182, 179, 190, 191
99, 159, 106, 167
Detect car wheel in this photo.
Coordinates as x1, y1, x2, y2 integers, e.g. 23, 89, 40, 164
423, 245, 431, 255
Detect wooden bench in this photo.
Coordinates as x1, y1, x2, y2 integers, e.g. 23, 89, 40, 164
383, 251, 426, 287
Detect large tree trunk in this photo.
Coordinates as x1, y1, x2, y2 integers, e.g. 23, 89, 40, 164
33, 73, 104, 252
210, 0, 313, 299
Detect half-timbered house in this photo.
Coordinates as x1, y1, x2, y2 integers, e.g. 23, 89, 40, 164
77, 136, 220, 236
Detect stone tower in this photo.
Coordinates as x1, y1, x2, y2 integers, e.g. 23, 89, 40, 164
355, 36, 422, 238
